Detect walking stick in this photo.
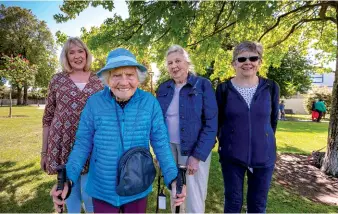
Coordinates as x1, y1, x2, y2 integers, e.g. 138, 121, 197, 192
56, 165, 67, 213
156, 171, 162, 213
175, 165, 187, 213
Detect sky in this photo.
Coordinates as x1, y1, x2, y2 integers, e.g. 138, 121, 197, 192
1, 1, 129, 37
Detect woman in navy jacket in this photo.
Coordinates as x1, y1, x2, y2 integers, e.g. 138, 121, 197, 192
216, 41, 279, 213
156, 45, 218, 213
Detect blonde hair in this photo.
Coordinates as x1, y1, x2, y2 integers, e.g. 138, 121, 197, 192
60, 37, 93, 73
100, 67, 146, 86
166, 45, 195, 74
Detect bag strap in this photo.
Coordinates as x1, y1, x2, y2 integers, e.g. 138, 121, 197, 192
222, 80, 230, 109
267, 79, 275, 103
115, 101, 125, 152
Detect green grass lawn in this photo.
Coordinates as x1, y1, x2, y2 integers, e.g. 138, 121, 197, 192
0, 106, 337, 213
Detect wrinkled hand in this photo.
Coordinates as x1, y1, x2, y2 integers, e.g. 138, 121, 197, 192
187, 156, 200, 175
170, 180, 186, 206
50, 183, 69, 213
40, 156, 47, 172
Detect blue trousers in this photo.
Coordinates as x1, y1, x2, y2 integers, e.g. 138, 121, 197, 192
66, 174, 93, 213
221, 161, 274, 213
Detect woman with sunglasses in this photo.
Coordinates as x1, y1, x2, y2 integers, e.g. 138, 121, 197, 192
216, 41, 279, 213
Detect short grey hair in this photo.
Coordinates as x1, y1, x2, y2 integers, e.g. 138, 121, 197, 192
166, 45, 195, 74
232, 41, 263, 62
100, 67, 147, 86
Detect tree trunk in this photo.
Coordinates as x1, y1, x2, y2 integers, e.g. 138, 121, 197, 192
321, 4, 338, 176
9, 87, 12, 118
23, 82, 28, 105
17, 86, 22, 105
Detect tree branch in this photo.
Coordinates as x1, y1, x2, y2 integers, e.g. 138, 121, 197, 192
153, 27, 171, 43
268, 17, 337, 48
213, 2, 226, 31
187, 21, 236, 47
259, 2, 324, 41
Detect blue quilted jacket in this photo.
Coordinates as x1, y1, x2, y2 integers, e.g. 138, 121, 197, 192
66, 86, 178, 206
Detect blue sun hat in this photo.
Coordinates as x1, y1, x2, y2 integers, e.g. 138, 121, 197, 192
97, 48, 147, 77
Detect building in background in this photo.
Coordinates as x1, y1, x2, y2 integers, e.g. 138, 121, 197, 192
283, 72, 335, 114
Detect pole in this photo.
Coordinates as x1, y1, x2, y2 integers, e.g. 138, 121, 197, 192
9, 85, 12, 118
175, 165, 187, 213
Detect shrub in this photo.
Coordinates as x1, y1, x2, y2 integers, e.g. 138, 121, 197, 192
303, 86, 332, 114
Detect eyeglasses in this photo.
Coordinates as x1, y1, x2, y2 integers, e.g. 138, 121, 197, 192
236, 56, 260, 63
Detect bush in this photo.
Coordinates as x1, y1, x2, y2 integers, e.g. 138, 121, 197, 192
303, 86, 332, 114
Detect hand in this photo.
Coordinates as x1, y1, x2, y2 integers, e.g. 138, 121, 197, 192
170, 180, 186, 206
187, 156, 200, 175
40, 156, 47, 172
50, 183, 69, 213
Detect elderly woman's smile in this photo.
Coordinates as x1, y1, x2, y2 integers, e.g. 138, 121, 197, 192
107, 66, 140, 101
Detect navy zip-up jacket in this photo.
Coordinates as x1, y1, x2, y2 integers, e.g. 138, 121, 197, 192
216, 77, 279, 167
156, 73, 218, 162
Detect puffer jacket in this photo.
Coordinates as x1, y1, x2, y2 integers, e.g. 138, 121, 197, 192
66, 86, 178, 206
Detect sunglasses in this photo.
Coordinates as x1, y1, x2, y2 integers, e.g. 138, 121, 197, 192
236, 56, 260, 63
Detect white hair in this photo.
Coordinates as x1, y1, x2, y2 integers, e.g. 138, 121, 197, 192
100, 67, 147, 86
166, 44, 195, 74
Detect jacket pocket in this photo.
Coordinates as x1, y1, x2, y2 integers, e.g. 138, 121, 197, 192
188, 90, 203, 119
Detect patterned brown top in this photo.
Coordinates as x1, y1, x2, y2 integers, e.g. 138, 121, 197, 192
42, 72, 104, 175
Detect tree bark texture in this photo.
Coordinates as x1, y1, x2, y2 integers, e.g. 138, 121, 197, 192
321, 3, 338, 177
16, 86, 22, 105
23, 83, 28, 105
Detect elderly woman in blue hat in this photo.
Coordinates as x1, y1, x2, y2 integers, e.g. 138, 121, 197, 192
50, 48, 186, 213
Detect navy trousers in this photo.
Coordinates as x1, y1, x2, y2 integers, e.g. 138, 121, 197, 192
221, 161, 274, 213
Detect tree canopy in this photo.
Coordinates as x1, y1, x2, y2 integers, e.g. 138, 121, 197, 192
0, 5, 58, 89
267, 49, 314, 98
55, 1, 335, 80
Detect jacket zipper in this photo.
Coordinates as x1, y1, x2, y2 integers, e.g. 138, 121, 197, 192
114, 99, 128, 206
248, 83, 270, 166
229, 80, 270, 167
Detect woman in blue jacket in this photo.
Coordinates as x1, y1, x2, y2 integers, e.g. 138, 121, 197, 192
216, 41, 279, 213
50, 48, 186, 213
156, 45, 218, 213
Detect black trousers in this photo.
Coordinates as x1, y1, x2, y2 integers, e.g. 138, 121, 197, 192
316, 110, 323, 122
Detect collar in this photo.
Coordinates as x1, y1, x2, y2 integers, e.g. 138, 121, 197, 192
168, 72, 198, 88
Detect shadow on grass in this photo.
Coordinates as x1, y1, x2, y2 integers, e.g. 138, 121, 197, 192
278, 145, 310, 155
0, 161, 54, 212
1, 153, 337, 213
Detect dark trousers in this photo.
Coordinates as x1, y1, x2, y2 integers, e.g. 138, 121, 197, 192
316, 110, 323, 122
93, 197, 147, 213
221, 161, 274, 213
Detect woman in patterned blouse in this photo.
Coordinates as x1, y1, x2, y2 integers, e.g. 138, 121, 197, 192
41, 37, 103, 213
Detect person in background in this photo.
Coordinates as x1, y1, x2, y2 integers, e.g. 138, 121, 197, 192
156, 45, 218, 213
279, 100, 285, 120
311, 100, 318, 121
315, 98, 326, 122
216, 41, 279, 213
41, 37, 103, 213
50, 48, 186, 213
